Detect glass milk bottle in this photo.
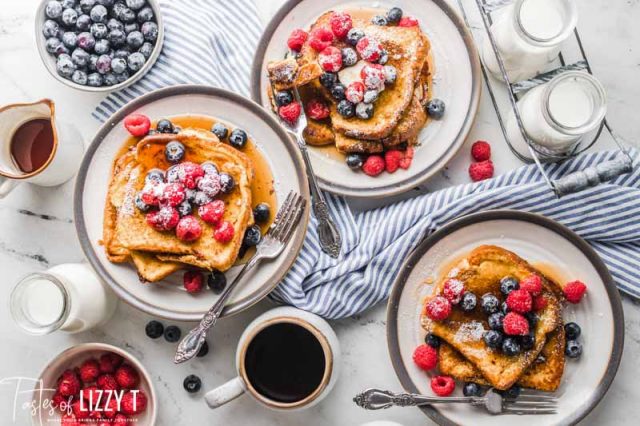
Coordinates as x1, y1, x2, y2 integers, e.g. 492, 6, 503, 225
10, 263, 117, 335
482, 0, 578, 82
506, 72, 607, 155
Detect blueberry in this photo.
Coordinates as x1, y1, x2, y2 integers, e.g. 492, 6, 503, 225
120, 7, 136, 23
253, 203, 270, 224
138, 42, 154, 58
197, 341, 209, 357
54, 43, 70, 56
90, 4, 108, 22
45, 37, 63, 54
137, 6, 154, 23
208, 270, 227, 293
346, 28, 365, 46
346, 153, 364, 170
274, 90, 293, 107
126, 30, 144, 48
127, 51, 146, 71
185, 188, 197, 203
183, 375, 202, 393
211, 123, 229, 140
45, 1, 64, 19
62, 0, 77, 7
372, 15, 388, 26
483, 330, 503, 349
341, 47, 358, 67
363, 90, 379, 104
383, 65, 397, 84
426, 98, 446, 119
425, 333, 441, 348
74, 14, 90, 31
61, 8, 79, 26
124, 22, 139, 34
525, 312, 538, 328
163, 325, 181, 342
111, 1, 126, 18
500, 276, 519, 295
43, 20, 61, 38
564, 322, 581, 340
229, 129, 248, 149
77, 32, 96, 50
71, 48, 90, 67
488, 312, 504, 331
94, 38, 110, 54
501, 301, 509, 314
337, 100, 355, 118
62, 31, 78, 48
108, 57, 125, 74
520, 333, 535, 350
87, 72, 103, 86
91, 22, 109, 39
481, 293, 500, 314
56, 54, 76, 78
387, 7, 403, 23
156, 119, 173, 134
319, 72, 338, 89
115, 70, 130, 83
126, 0, 146, 10
71, 70, 88, 85
243, 225, 262, 247
355, 102, 374, 120
96, 54, 111, 73
177, 200, 192, 217
463, 382, 483, 397
141, 21, 158, 42
502, 337, 522, 356
500, 385, 521, 400
107, 18, 124, 31
96, 0, 114, 6
331, 83, 346, 101
460, 292, 477, 312
113, 47, 130, 58
145, 320, 164, 338
565, 340, 582, 359
79, 0, 96, 14
145, 168, 164, 184
165, 141, 185, 163
201, 162, 218, 175
108, 28, 126, 47
103, 73, 118, 86
219, 173, 235, 193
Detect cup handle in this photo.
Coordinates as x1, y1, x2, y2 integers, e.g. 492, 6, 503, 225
204, 376, 245, 409
0, 177, 18, 199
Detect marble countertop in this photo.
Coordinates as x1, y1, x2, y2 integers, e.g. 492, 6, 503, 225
1, 0, 639, 425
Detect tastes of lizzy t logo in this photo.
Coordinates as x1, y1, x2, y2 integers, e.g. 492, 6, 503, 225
0, 377, 143, 424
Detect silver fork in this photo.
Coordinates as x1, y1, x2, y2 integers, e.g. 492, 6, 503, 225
174, 191, 306, 364
354, 388, 557, 415
270, 82, 342, 259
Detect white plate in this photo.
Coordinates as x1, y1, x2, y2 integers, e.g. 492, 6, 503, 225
387, 210, 623, 426
74, 85, 310, 321
251, 0, 482, 198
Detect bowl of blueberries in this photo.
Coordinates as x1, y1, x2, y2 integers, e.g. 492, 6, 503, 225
36, 0, 164, 91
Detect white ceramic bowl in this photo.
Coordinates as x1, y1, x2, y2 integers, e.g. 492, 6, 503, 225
32, 343, 157, 425
35, 0, 164, 92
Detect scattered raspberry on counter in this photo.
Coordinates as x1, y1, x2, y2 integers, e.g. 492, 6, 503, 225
471, 140, 491, 161
563, 280, 587, 304
468, 160, 494, 182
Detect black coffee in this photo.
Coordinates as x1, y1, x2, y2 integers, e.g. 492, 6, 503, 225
244, 322, 326, 404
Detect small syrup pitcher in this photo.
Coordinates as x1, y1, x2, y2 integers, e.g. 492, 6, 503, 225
0, 99, 84, 198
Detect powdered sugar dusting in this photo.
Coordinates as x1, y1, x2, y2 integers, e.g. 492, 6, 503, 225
120, 168, 140, 217
454, 321, 485, 343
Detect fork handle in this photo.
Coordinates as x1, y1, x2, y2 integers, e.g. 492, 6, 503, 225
174, 255, 262, 364
354, 389, 475, 410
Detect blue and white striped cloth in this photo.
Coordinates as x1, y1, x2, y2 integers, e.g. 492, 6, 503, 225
93, 1, 640, 319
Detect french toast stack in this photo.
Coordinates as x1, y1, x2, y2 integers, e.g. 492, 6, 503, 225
103, 128, 254, 282
267, 11, 432, 154
422, 246, 566, 391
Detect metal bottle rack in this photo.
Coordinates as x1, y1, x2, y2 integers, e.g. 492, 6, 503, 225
456, 0, 634, 197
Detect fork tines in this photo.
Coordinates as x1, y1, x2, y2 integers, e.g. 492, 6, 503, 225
268, 191, 305, 243
504, 393, 558, 415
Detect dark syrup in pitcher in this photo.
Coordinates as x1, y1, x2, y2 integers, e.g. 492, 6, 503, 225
244, 322, 326, 403
10, 118, 54, 173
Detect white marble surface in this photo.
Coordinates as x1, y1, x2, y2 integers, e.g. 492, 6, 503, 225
0, 0, 639, 425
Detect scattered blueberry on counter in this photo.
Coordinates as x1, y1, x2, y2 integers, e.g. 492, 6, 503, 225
145, 320, 164, 339
163, 325, 182, 342
183, 375, 202, 393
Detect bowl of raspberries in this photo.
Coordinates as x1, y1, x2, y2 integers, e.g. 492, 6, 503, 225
36, 0, 164, 91
32, 343, 156, 425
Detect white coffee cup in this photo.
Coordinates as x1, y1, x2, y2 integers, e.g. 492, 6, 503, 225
205, 307, 340, 411
0, 99, 84, 198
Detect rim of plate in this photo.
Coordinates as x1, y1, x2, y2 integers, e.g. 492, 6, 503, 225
386, 210, 624, 426
73, 85, 310, 321
250, 0, 482, 198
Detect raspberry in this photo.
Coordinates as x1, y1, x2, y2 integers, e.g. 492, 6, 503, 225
360, 63, 386, 90
115, 364, 140, 389
57, 370, 81, 397
345, 81, 365, 103
214, 220, 235, 243
52, 392, 66, 410
533, 295, 548, 311
471, 140, 491, 161
431, 375, 455, 396
161, 182, 186, 207
197, 173, 221, 198
61, 414, 81, 426
89, 410, 103, 421
309, 27, 334, 51
99, 353, 123, 374
199, 200, 225, 224
469, 160, 494, 182
176, 215, 202, 242
506, 289, 533, 314
503, 312, 530, 335
520, 274, 543, 296
412, 344, 438, 371
79, 359, 100, 383
121, 390, 148, 415
102, 397, 119, 419
96, 374, 120, 392
113, 414, 129, 425
384, 150, 403, 173
318, 46, 342, 72
71, 400, 90, 420
362, 155, 385, 176
356, 36, 383, 62
398, 16, 419, 27
305, 98, 330, 120
123, 113, 151, 137
287, 28, 308, 51
329, 11, 353, 39
278, 101, 302, 124
176, 162, 205, 190
80, 385, 98, 402
563, 280, 587, 304
146, 206, 180, 231
98, 421, 112, 426
183, 270, 204, 293
140, 181, 164, 206
399, 147, 414, 169
425, 296, 452, 321
443, 278, 465, 305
